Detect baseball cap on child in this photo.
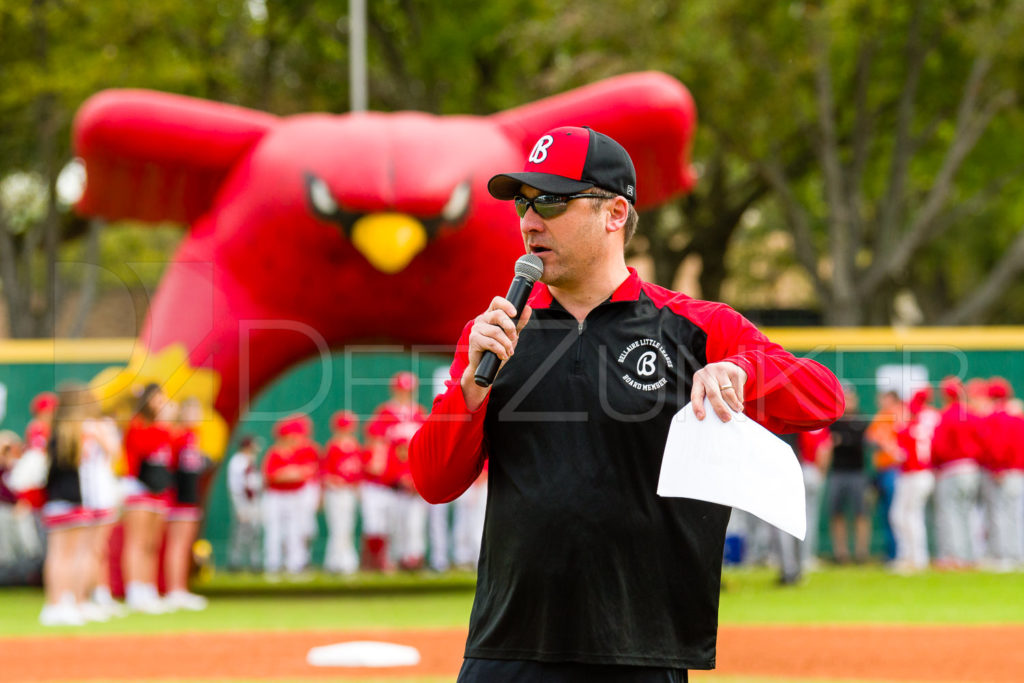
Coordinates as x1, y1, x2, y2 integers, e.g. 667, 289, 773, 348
275, 414, 312, 438
31, 392, 58, 415
391, 371, 417, 392
332, 410, 358, 430
488, 126, 637, 204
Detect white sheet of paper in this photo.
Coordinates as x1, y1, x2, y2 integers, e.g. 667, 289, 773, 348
657, 399, 806, 540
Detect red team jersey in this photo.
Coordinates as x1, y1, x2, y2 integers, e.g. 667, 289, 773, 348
123, 417, 173, 479
365, 400, 425, 487
930, 402, 984, 470
384, 441, 415, 491
25, 419, 50, 450
984, 408, 1024, 473
263, 442, 319, 491
323, 438, 365, 485
365, 401, 427, 440
896, 407, 940, 472
797, 428, 830, 465
170, 427, 199, 472
16, 419, 51, 508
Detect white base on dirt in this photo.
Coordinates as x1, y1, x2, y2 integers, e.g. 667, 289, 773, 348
306, 641, 421, 668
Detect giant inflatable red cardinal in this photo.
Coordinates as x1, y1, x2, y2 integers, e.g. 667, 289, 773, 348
74, 72, 697, 454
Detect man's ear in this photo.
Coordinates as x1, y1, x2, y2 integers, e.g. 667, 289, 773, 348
605, 197, 630, 235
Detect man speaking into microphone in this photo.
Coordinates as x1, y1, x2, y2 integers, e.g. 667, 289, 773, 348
410, 126, 843, 683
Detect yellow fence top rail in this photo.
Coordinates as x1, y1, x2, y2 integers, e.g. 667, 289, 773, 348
0, 327, 1022, 363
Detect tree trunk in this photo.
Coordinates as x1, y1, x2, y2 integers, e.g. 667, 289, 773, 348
32, 0, 59, 338
67, 219, 103, 338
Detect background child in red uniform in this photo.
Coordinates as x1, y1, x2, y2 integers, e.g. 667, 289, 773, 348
322, 410, 363, 574
890, 388, 940, 573
362, 372, 427, 571
932, 377, 984, 568
389, 423, 427, 571
983, 378, 1024, 569
14, 392, 57, 516
262, 415, 318, 579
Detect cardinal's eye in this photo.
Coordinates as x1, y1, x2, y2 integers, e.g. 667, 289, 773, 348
304, 171, 362, 236
306, 173, 339, 218
440, 180, 471, 224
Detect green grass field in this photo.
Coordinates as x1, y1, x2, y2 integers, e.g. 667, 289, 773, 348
2, 565, 1022, 638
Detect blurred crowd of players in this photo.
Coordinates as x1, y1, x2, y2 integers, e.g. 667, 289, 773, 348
225, 370, 486, 581
733, 375, 1024, 583
4, 367, 1019, 623
0, 370, 486, 627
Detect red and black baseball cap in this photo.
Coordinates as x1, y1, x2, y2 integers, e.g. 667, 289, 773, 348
488, 126, 637, 204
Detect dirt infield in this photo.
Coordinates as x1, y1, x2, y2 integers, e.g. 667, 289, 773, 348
6, 624, 1024, 682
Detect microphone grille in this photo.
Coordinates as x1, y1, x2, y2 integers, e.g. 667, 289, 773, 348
514, 254, 544, 283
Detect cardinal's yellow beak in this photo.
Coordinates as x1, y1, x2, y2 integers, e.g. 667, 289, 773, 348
350, 213, 428, 274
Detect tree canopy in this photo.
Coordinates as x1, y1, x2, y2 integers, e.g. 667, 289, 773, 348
2, 0, 1023, 336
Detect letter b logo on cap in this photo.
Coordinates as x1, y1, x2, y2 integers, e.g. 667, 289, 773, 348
528, 135, 554, 164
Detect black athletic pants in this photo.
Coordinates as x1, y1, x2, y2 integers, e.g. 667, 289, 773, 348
457, 658, 688, 682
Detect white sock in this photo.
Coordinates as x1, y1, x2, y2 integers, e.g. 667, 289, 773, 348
93, 585, 113, 603
126, 582, 146, 602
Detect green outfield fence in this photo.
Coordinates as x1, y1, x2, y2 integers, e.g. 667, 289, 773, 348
1, 327, 1021, 566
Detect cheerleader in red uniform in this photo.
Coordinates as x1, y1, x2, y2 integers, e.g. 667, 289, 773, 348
121, 384, 173, 613
322, 410, 364, 574
163, 397, 209, 610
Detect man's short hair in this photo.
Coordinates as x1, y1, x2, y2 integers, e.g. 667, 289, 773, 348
624, 204, 639, 244
589, 192, 639, 245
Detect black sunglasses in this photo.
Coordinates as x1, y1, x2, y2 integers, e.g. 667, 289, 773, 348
513, 192, 617, 219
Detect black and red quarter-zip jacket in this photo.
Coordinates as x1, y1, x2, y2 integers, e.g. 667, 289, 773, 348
410, 268, 842, 670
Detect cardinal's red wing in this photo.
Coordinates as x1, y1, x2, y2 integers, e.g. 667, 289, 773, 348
73, 89, 278, 224
492, 72, 697, 208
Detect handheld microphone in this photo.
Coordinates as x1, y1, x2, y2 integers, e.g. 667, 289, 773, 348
474, 254, 544, 388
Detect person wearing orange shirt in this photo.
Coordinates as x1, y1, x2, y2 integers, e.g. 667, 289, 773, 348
866, 390, 905, 562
